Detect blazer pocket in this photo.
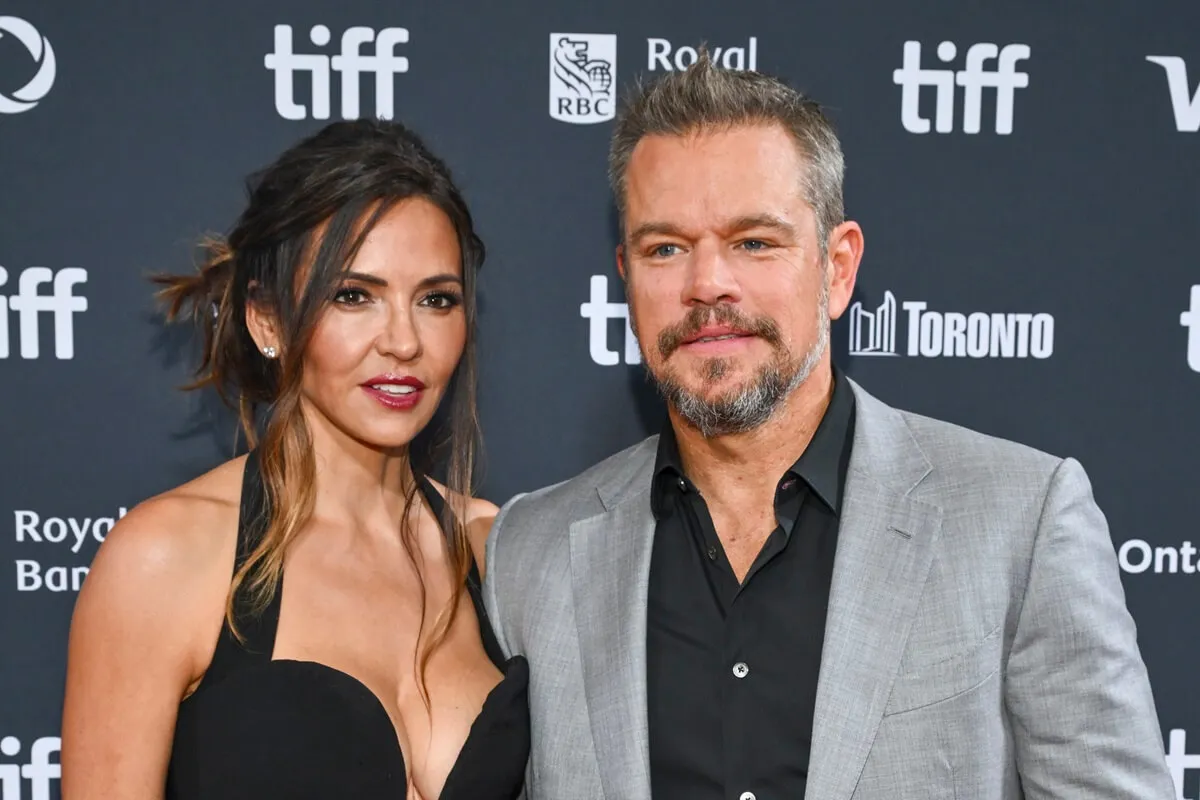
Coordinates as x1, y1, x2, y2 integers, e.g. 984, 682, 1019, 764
883, 625, 1003, 716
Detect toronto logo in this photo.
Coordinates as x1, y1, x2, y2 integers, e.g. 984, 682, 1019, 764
848, 290, 1054, 359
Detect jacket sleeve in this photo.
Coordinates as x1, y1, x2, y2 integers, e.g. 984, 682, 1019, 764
1005, 457, 1175, 798
483, 491, 534, 800
483, 492, 528, 661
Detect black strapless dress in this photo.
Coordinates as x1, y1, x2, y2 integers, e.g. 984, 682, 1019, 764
165, 451, 529, 799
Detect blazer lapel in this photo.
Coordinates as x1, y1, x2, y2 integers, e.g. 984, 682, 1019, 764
570, 485, 656, 800
806, 381, 944, 800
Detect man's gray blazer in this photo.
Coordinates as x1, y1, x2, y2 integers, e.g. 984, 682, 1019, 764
483, 378, 1174, 799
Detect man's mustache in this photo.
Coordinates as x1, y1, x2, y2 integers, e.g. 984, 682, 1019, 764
657, 304, 784, 358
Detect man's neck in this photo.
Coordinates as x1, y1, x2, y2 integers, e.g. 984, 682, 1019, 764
669, 363, 835, 509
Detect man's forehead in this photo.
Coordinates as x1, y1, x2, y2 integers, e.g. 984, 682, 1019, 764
623, 186, 815, 232
625, 136, 807, 203
626, 123, 804, 165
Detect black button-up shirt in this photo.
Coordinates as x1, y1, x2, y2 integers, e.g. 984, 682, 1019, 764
646, 368, 856, 800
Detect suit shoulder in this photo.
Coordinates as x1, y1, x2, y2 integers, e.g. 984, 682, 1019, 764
498, 435, 658, 527
896, 407, 1065, 488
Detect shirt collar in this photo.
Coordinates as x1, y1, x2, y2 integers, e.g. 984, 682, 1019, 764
650, 364, 857, 519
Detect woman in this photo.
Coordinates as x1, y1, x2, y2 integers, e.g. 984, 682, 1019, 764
60, 119, 529, 799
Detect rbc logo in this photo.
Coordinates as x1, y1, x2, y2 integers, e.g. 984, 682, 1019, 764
549, 33, 616, 125
0, 266, 87, 359
264, 24, 409, 121
647, 37, 758, 72
892, 41, 1030, 134
579, 275, 640, 366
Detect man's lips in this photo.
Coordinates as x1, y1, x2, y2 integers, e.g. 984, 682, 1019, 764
658, 306, 782, 359
676, 326, 757, 356
681, 326, 754, 346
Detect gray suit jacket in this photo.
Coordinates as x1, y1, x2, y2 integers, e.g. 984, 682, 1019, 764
484, 378, 1174, 800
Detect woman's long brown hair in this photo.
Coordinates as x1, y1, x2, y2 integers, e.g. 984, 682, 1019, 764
151, 119, 485, 708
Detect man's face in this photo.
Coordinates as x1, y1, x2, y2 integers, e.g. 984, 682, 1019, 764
618, 122, 858, 436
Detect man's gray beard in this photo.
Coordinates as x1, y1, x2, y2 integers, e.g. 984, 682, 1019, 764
649, 296, 830, 439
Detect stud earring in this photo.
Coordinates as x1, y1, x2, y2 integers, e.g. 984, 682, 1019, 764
262, 346, 278, 359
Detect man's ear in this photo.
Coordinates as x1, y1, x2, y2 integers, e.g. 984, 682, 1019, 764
825, 220, 864, 321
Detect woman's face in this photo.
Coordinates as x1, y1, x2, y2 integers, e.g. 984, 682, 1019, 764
296, 198, 467, 452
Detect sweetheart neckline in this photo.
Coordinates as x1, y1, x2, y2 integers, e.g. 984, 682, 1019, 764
191, 461, 528, 794
182, 654, 528, 794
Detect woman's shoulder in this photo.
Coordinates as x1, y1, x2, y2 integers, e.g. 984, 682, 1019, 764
423, 477, 498, 567
81, 456, 249, 614
423, 478, 498, 523
114, 455, 247, 553
68, 455, 251, 680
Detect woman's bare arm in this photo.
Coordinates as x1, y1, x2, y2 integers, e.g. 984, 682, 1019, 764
60, 490, 235, 799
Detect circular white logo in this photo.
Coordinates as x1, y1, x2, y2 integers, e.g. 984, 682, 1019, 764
0, 16, 56, 114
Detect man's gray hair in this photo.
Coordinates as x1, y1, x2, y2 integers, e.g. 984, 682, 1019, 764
607, 48, 845, 252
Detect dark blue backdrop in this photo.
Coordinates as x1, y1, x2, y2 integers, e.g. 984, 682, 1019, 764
1, 2, 1197, 797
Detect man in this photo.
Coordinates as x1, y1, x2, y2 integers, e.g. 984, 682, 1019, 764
484, 52, 1174, 800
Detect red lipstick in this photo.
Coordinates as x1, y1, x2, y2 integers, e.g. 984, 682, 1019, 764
361, 375, 426, 410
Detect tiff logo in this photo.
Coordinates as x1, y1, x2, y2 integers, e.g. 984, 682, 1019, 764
264, 24, 409, 121
579, 275, 640, 365
0, 266, 87, 359
0, 735, 59, 800
1182, 285, 1200, 372
1147, 56, 1200, 132
893, 41, 1030, 134
1166, 728, 1199, 800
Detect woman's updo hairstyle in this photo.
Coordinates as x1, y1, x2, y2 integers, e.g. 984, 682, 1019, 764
154, 119, 485, 703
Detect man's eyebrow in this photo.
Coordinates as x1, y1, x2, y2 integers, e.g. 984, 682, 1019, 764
724, 214, 797, 237
627, 221, 689, 244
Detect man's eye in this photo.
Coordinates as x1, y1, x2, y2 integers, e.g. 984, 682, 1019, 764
651, 244, 680, 258
740, 240, 769, 251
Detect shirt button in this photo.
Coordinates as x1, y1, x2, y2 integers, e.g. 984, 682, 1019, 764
677, 477, 687, 491
706, 546, 718, 561
740, 793, 756, 800
732, 662, 749, 679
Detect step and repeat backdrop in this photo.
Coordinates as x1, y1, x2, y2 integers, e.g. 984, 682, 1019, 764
1, 0, 1197, 797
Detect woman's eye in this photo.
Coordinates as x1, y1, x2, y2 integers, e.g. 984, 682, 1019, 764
333, 288, 369, 306
423, 291, 462, 310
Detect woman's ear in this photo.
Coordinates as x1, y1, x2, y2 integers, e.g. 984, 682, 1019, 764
245, 281, 281, 359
